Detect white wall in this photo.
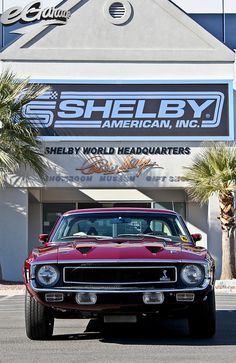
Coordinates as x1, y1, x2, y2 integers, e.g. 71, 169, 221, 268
2, 61, 233, 81
0, 188, 28, 281
207, 194, 236, 279
28, 200, 41, 253
186, 202, 208, 248
2, 0, 235, 14
207, 194, 222, 279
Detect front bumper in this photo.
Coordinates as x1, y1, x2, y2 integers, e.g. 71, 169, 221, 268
26, 259, 214, 315
30, 278, 211, 294
27, 279, 213, 317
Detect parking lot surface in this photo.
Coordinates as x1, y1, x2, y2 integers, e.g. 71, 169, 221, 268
0, 293, 236, 363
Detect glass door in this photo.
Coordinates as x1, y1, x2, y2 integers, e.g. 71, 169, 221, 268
42, 203, 76, 234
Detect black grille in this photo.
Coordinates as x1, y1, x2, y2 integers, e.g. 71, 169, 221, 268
63, 265, 176, 285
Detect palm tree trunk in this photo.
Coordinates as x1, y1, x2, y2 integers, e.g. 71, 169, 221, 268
219, 192, 236, 280
220, 228, 236, 279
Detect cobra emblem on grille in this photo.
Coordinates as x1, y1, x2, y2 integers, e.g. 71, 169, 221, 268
159, 269, 171, 281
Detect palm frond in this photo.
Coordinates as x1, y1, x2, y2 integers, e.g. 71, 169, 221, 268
183, 142, 236, 204
0, 148, 17, 171
0, 69, 50, 184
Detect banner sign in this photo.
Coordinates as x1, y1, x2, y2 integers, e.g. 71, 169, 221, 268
1, 1, 71, 26
23, 82, 232, 140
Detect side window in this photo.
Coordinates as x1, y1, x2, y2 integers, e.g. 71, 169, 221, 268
151, 220, 172, 236
69, 220, 93, 235
53, 219, 68, 239
163, 224, 172, 236
176, 217, 189, 237
69, 221, 79, 235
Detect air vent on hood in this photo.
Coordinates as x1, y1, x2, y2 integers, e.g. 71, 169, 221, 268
77, 247, 93, 254
146, 246, 163, 254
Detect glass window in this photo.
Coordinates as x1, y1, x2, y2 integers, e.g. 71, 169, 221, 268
154, 202, 186, 219
43, 203, 76, 234
51, 211, 191, 243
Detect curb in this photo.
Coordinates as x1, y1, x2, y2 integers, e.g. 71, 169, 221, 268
0, 289, 25, 296
215, 279, 236, 288
215, 289, 236, 294
215, 279, 236, 294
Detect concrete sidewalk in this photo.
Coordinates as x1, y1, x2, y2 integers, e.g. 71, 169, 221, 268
0, 282, 25, 296
1, 280, 236, 296
215, 279, 236, 294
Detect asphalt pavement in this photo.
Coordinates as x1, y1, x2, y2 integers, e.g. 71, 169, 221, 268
0, 293, 236, 363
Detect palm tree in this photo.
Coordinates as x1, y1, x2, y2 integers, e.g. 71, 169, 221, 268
0, 70, 49, 186
183, 142, 236, 280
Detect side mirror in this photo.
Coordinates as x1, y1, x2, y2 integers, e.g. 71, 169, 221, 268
38, 234, 49, 244
191, 233, 202, 243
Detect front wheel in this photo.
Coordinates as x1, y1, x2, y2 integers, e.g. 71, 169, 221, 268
25, 290, 54, 340
188, 289, 216, 338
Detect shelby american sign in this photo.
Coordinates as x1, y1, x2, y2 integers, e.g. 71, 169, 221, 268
23, 82, 232, 139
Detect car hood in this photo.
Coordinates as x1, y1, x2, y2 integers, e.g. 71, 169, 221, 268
54, 238, 208, 262
30, 245, 59, 264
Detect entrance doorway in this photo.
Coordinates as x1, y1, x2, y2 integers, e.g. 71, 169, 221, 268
42, 202, 151, 234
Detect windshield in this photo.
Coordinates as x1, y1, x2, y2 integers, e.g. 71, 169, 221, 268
50, 212, 191, 243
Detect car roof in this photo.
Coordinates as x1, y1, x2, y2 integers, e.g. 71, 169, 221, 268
63, 208, 177, 216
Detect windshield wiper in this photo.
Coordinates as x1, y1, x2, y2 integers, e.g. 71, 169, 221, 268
117, 233, 171, 242
60, 234, 113, 240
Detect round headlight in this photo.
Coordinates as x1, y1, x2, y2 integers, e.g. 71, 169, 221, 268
36, 265, 59, 287
180, 264, 204, 286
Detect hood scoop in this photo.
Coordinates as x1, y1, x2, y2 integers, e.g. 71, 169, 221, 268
76, 246, 93, 254
146, 245, 164, 254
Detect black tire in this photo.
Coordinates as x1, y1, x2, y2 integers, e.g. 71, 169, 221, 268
188, 289, 216, 338
25, 290, 54, 340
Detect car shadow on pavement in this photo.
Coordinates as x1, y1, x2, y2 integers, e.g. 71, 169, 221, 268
51, 310, 236, 345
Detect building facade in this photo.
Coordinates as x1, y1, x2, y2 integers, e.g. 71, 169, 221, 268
0, 0, 235, 281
